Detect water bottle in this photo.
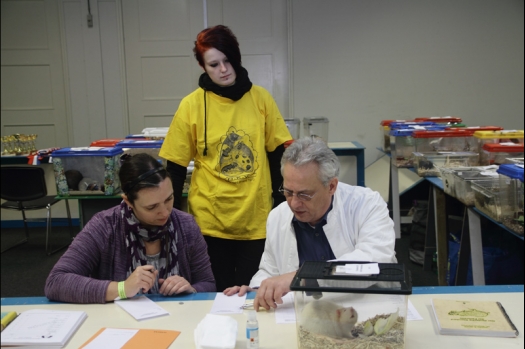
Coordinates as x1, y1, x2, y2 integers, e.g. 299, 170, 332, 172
246, 310, 259, 349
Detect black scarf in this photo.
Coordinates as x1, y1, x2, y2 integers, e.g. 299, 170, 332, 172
198, 66, 252, 155
198, 66, 252, 101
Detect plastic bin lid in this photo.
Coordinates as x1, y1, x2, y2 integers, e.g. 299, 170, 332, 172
389, 121, 435, 129
446, 125, 503, 131
482, 143, 524, 152
89, 138, 124, 147
52, 147, 123, 156
289, 261, 412, 295
389, 129, 417, 137
116, 139, 163, 148
473, 130, 525, 139
380, 119, 413, 126
125, 134, 149, 139
303, 117, 329, 123
412, 129, 474, 138
414, 116, 462, 123
497, 164, 524, 182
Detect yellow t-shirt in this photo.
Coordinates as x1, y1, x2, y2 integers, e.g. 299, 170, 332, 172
159, 85, 292, 240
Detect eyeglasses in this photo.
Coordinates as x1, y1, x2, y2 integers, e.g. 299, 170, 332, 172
279, 184, 317, 202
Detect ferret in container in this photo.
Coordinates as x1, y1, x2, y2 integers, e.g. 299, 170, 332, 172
299, 299, 358, 339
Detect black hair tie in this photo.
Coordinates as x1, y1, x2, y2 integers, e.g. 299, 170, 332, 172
123, 167, 164, 194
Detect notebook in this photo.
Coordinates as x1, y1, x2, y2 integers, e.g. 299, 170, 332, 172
0, 309, 87, 348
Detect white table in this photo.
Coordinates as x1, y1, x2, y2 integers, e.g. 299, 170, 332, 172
1, 286, 523, 348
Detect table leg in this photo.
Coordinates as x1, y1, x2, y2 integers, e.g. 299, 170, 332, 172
455, 207, 471, 285
433, 187, 448, 286
467, 208, 486, 285
390, 157, 401, 239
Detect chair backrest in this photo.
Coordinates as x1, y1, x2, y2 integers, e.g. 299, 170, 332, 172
1, 166, 48, 202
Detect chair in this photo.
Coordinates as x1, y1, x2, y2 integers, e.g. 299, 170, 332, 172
1, 165, 74, 255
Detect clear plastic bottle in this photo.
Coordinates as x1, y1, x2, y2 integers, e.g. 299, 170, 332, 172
246, 310, 259, 349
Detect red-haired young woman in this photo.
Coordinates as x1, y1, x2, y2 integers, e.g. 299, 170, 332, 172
160, 25, 292, 291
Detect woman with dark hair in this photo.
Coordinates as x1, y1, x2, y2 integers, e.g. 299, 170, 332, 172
159, 25, 292, 291
45, 153, 215, 304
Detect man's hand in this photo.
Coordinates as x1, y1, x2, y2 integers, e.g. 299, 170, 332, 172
254, 272, 296, 311
223, 285, 252, 296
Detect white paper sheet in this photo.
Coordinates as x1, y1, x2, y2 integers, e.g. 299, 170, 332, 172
114, 296, 169, 321
407, 299, 423, 321
209, 293, 246, 314
82, 328, 138, 349
275, 293, 296, 324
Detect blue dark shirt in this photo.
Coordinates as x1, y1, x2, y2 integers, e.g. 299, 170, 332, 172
293, 198, 335, 267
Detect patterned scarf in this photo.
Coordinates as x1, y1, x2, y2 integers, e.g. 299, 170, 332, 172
120, 201, 179, 285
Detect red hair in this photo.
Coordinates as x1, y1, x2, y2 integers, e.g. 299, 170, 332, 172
193, 25, 242, 72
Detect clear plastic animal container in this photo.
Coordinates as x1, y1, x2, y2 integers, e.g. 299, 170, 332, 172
389, 129, 417, 167
52, 147, 123, 196
284, 118, 301, 139
413, 129, 478, 153
471, 178, 504, 222
290, 261, 412, 349
473, 130, 524, 150
440, 167, 499, 206
479, 143, 524, 165
497, 164, 524, 235
380, 120, 409, 152
503, 157, 524, 165
303, 117, 329, 142
412, 151, 479, 177
380, 120, 435, 153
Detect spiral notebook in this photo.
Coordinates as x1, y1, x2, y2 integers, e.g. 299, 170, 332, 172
0, 309, 87, 348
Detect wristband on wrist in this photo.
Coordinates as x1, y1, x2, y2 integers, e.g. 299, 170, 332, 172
117, 281, 127, 299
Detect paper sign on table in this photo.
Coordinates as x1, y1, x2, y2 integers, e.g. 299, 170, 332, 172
209, 293, 246, 314
275, 293, 296, 324
115, 296, 169, 321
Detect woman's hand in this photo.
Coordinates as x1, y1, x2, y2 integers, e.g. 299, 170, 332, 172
158, 275, 195, 295
124, 265, 158, 298
223, 285, 253, 297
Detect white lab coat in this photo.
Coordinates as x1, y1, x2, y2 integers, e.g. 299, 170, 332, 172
250, 182, 397, 287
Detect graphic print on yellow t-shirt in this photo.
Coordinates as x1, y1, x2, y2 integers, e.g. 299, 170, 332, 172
216, 127, 259, 182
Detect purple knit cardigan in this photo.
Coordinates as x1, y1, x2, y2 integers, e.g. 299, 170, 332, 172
45, 206, 216, 303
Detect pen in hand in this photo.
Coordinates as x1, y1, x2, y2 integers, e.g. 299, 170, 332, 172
138, 267, 157, 296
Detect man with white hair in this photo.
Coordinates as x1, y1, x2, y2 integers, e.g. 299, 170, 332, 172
225, 137, 396, 310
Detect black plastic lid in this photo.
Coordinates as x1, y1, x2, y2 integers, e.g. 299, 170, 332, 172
290, 261, 412, 295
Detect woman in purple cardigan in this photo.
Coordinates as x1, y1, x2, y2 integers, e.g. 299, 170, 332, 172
45, 153, 216, 304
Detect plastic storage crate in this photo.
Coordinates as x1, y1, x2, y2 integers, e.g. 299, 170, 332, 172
389, 129, 417, 167
440, 166, 499, 206
473, 130, 524, 150
479, 143, 524, 165
290, 261, 411, 349
380, 120, 410, 152
412, 151, 479, 177
284, 118, 301, 139
413, 129, 479, 153
503, 157, 524, 165
52, 147, 123, 196
303, 117, 329, 142
497, 164, 524, 235
471, 179, 504, 222
379, 120, 421, 152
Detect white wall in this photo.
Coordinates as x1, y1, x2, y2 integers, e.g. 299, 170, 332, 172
290, 0, 524, 166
